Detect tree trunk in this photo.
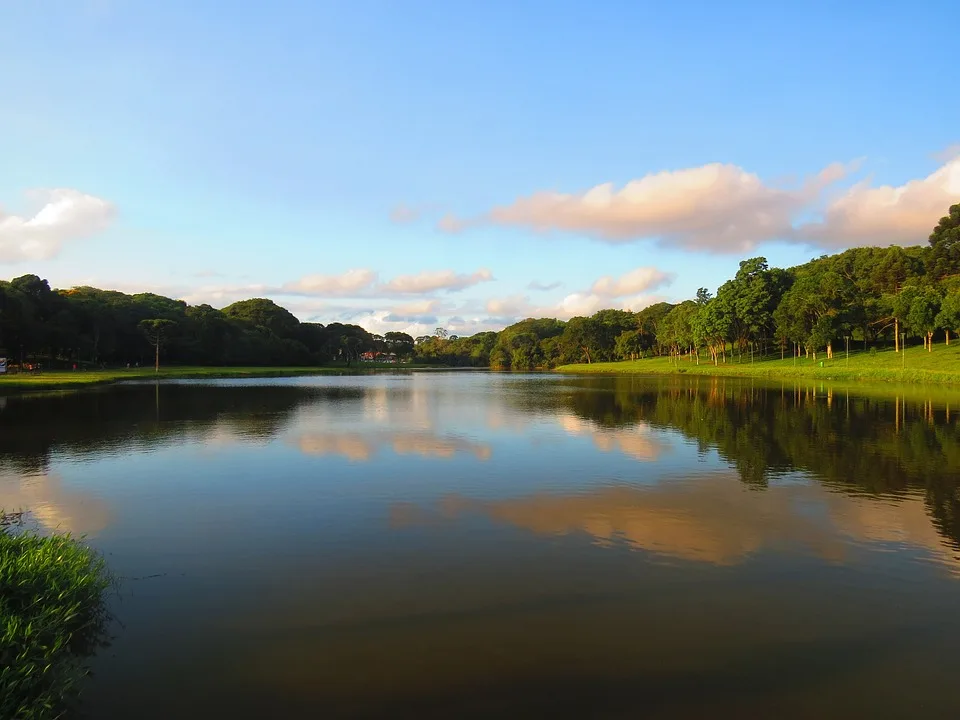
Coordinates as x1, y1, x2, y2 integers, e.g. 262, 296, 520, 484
946, 330, 951, 345
894, 318, 899, 352
154, 341, 160, 372
928, 331, 934, 351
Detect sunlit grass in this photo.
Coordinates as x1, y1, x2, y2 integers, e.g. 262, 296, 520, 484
1, 513, 112, 720
558, 341, 960, 385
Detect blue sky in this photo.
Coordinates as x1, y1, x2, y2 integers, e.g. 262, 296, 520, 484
1, 0, 958, 336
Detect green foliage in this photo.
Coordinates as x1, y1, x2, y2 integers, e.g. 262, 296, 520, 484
928, 203, 960, 279
906, 286, 942, 341
222, 298, 300, 340
1, 520, 112, 720
0, 281, 378, 369
936, 292, 960, 335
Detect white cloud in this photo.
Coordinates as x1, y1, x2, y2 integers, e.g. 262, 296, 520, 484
388, 299, 444, 315
590, 266, 674, 297
0, 188, 115, 263
265, 268, 496, 299
485, 288, 664, 323
282, 268, 378, 296
437, 162, 848, 252
555, 292, 663, 319
795, 154, 960, 248
353, 310, 439, 338
379, 268, 493, 294
485, 294, 538, 318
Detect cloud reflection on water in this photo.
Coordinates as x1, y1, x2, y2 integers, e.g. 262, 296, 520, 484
395, 472, 960, 573
295, 430, 491, 462
557, 413, 666, 461
0, 471, 111, 537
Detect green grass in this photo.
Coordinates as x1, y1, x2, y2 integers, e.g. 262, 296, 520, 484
0, 363, 435, 392
558, 341, 960, 386
1, 514, 112, 720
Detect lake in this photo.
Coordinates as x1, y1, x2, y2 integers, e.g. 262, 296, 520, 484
3, 372, 960, 718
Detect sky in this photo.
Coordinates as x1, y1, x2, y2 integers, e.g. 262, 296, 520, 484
1, 0, 959, 337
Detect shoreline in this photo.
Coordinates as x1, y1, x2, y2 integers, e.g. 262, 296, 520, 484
0, 364, 442, 393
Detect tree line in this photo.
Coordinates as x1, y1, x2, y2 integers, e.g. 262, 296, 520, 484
0, 281, 415, 368
1, 203, 957, 370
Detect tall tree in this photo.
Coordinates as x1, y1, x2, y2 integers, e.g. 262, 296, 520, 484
138, 319, 177, 372
907, 286, 942, 351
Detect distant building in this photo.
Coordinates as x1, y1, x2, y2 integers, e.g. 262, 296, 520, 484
360, 352, 397, 363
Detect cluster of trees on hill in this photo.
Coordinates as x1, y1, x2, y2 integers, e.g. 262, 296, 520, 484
2, 203, 957, 370
424, 203, 960, 368
0, 280, 414, 368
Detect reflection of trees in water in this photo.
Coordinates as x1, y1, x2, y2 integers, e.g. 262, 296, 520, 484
531, 376, 960, 547
0, 384, 364, 474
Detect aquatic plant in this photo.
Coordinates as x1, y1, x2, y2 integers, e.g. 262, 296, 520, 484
1, 512, 112, 720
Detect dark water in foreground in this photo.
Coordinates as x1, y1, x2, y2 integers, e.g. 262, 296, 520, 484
3, 373, 960, 718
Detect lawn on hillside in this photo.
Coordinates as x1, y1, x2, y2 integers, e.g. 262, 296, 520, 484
558, 342, 960, 384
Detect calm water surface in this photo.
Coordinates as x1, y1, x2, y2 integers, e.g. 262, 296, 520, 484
3, 373, 960, 718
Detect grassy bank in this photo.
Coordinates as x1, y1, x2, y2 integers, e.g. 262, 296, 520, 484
0, 363, 435, 392
1, 515, 112, 720
558, 343, 960, 385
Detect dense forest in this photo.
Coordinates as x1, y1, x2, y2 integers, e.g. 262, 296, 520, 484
1, 203, 958, 370
0, 281, 412, 368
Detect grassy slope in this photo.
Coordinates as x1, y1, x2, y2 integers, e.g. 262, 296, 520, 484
558, 342, 960, 385
0, 364, 434, 391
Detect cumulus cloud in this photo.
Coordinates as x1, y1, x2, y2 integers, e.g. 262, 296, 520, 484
485, 294, 538, 318
353, 308, 505, 338
437, 162, 848, 252
390, 299, 444, 315
437, 154, 960, 252
0, 188, 115, 263
273, 268, 495, 298
556, 292, 662, 318
795, 154, 960, 248
282, 268, 378, 296
379, 268, 493, 294
484, 265, 671, 323
590, 266, 674, 297
485, 289, 664, 323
